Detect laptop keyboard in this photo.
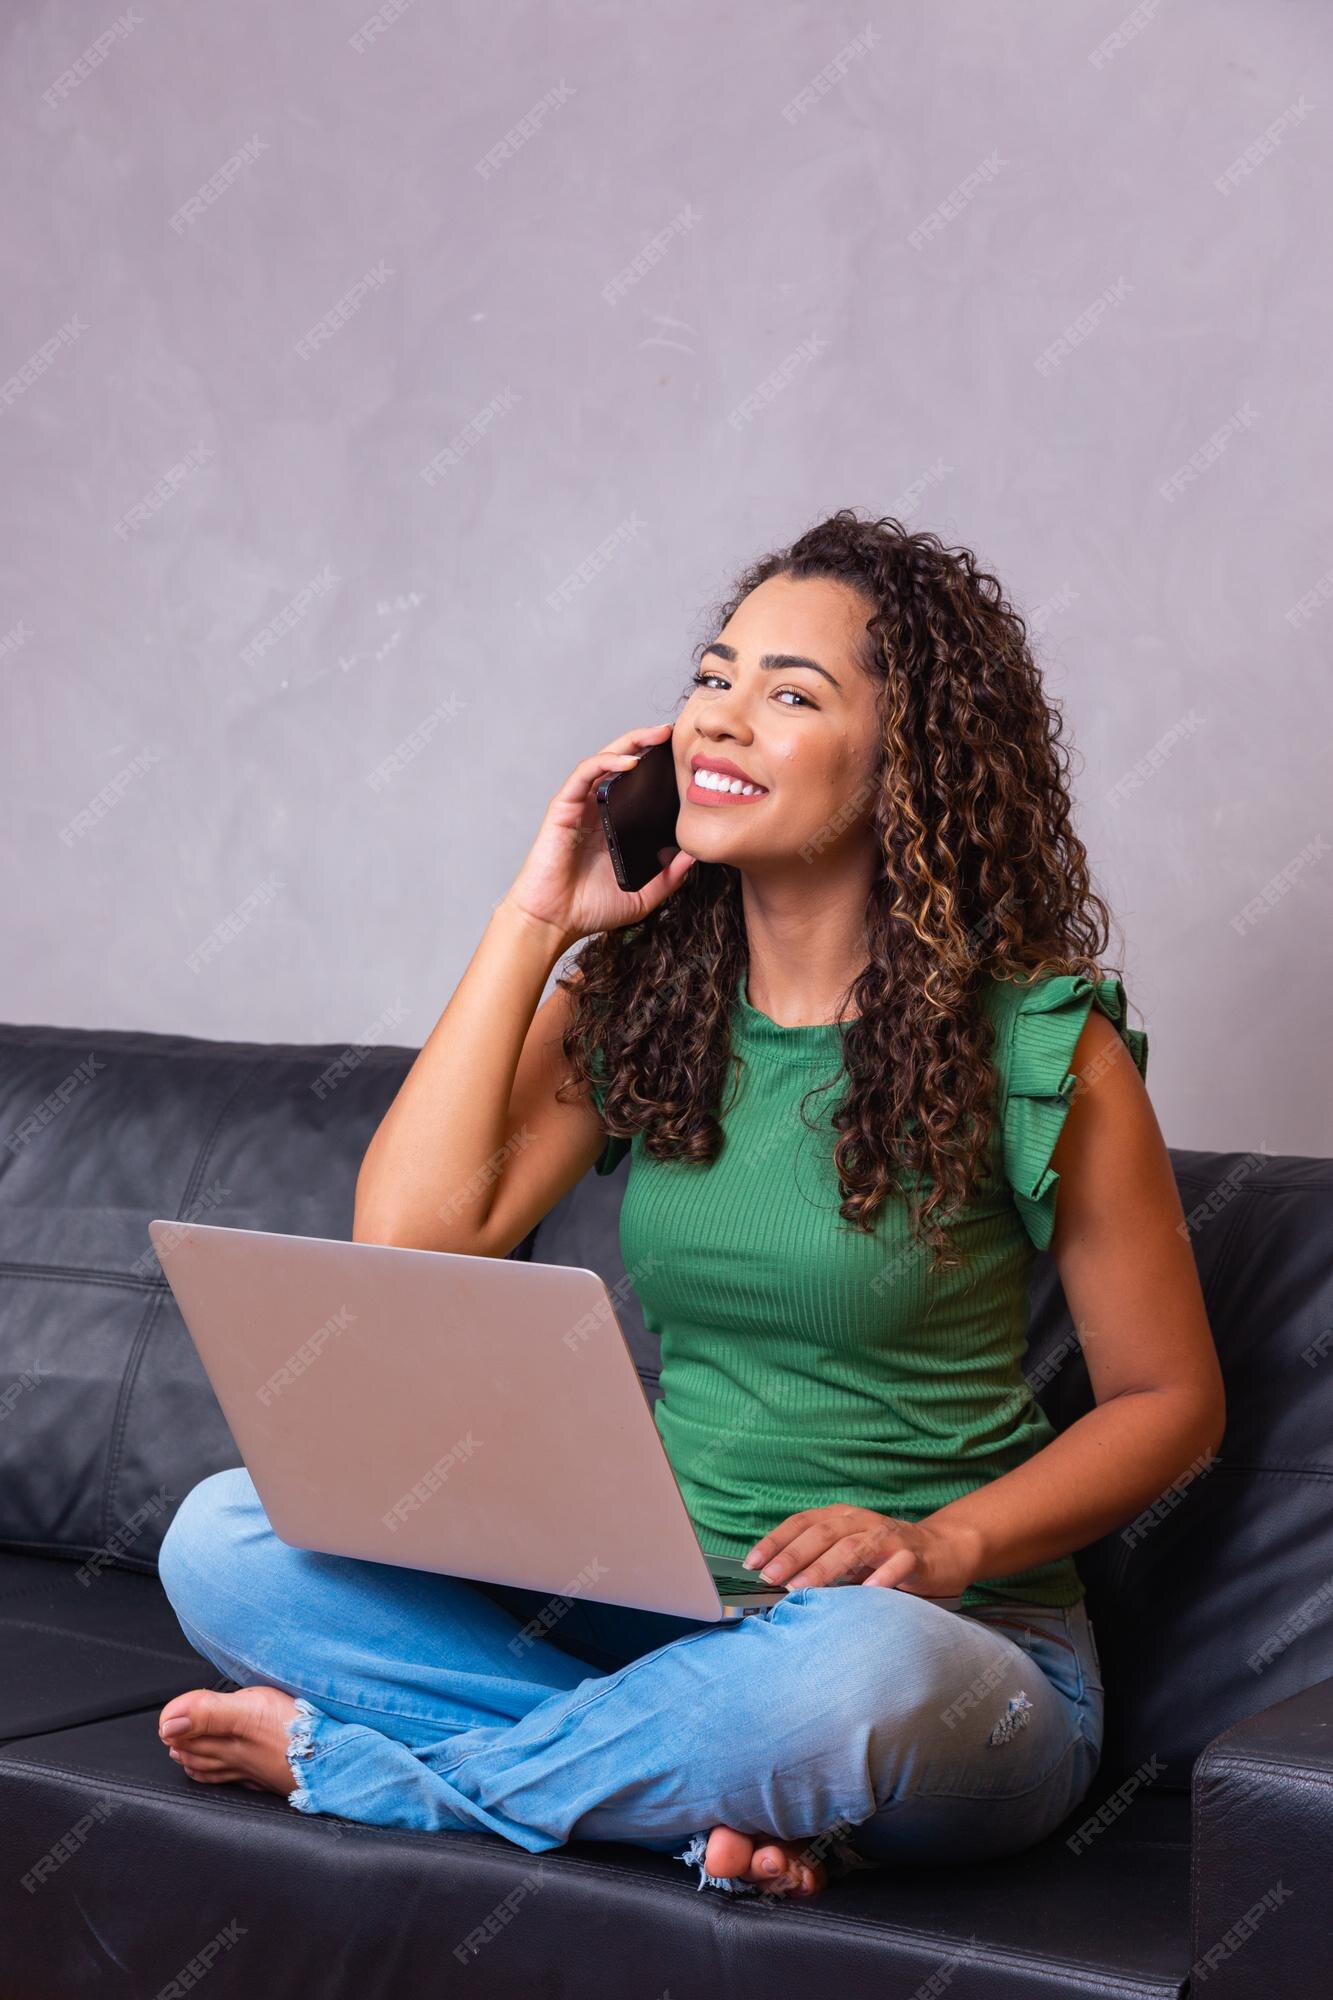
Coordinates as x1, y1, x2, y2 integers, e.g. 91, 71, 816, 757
706, 1557, 785, 1596
707, 1555, 963, 1609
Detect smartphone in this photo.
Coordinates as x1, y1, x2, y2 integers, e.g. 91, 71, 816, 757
596, 733, 682, 892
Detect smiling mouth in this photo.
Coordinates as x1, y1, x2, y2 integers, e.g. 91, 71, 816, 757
686, 769, 769, 805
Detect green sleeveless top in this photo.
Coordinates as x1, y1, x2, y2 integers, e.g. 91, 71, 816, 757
590, 968, 1149, 1610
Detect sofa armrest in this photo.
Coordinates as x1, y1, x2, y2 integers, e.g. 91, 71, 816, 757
1190, 1673, 1333, 1997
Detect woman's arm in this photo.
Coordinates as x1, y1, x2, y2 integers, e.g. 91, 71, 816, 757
924, 1006, 1227, 1586
353, 721, 695, 1257
352, 898, 594, 1253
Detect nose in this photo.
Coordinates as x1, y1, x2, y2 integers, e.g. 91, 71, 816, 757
695, 686, 754, 743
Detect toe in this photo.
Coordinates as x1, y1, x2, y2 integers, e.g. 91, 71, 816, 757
158, 1688, 226, 1744
751, 1841, 797, 1888
158, 1695, 196, 1741
704, 1825, 754, 1880
171, 1746, 229, 1770
752, 1840, 828, 1896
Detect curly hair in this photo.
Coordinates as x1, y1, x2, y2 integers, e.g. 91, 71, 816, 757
556, 506, 1126, 1276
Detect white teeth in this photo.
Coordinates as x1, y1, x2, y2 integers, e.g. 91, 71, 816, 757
695, 769, 766, 795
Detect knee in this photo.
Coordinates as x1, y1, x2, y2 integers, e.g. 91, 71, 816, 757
786, 1586, 960, 1726
157, 1465, 263, 1618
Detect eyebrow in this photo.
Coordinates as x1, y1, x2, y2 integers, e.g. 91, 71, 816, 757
699, 641, 842, 691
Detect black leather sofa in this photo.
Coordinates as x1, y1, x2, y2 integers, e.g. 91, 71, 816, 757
1, 1018, 1329, 2000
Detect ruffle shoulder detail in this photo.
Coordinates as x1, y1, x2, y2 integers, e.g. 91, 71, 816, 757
999, 972, 1149, 1252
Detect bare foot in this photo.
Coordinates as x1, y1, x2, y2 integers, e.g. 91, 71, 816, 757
157, 1686, 301, 1795
704, 1822, 829, 1897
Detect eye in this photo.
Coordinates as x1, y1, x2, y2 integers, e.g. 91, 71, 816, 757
688, 670, 813, 708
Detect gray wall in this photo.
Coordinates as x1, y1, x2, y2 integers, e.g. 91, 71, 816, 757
3, 1, 1329, 1154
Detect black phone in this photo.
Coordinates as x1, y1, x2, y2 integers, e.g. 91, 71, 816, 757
595, 733, 682, 892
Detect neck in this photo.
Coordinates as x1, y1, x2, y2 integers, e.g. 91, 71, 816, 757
737, 851, 875, 1027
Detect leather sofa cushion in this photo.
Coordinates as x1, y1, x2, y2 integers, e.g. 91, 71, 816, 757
0, 1552, 213, 1743
0, 1705, 1195, 2000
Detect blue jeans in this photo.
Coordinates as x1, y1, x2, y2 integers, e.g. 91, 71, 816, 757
156, 1467, 1105, 1894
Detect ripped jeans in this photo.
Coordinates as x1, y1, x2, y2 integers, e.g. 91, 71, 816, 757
157, 1467, 1105, 1895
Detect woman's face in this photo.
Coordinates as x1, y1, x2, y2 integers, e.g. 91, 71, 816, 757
673, 573, 882, 868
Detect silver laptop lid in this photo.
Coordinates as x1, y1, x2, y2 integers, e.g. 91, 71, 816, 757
148, 1221, 753, 1621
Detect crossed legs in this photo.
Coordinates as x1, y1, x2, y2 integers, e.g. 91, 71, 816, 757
156, 1468, 1092, 1891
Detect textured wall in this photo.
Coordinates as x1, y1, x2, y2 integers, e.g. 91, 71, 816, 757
2, 1, 1329, 1153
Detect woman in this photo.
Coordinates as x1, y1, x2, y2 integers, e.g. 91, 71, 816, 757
155, 509, 1224, 1899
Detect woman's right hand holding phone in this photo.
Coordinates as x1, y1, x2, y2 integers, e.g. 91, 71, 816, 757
501, 722, 695, 948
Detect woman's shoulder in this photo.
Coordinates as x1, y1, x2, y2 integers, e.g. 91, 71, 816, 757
981, 965, 1148, 1077
982, 965, 1150, 1252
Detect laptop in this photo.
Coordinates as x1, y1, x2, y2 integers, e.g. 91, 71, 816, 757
148, 1220, 964, 1622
